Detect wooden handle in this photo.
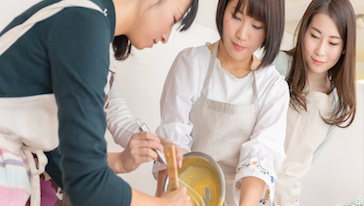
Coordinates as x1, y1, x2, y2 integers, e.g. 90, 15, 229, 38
164, 145, 179, 190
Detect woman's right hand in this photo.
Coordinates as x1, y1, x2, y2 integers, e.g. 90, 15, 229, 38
131, 187, 192, 206
159, 187, 192, 206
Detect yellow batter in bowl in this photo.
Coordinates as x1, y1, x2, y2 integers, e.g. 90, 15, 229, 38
164, 152, 225, 206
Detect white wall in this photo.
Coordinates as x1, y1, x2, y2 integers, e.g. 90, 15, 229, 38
2, 0, 363, 204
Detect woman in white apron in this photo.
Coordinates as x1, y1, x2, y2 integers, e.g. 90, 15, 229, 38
0, 0, 199, 205
271, 0, 357, 205
154, 0, 289, 205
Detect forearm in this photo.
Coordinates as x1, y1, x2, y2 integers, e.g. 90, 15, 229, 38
239, 177, 265, 206
106, 79, 138, 148
131, 188, 162, 206
107, 152, 127, 174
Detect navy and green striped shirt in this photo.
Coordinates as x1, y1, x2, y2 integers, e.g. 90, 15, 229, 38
0, 0, 132, 205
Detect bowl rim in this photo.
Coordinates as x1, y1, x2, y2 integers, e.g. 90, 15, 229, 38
162, 151, 225, 204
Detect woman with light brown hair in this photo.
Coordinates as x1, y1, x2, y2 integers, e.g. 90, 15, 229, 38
272, 0, 356, 204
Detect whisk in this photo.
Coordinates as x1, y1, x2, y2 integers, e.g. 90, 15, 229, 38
136, 119, 211, 206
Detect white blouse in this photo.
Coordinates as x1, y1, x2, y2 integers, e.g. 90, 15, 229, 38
155, 43, 290, 203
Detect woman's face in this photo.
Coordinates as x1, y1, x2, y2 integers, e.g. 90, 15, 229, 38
128, 0, 192, 50
221, 0, 266, 61
303, 12, 344, 75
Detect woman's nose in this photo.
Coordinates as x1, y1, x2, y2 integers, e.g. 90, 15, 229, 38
236, 25, 248, 41
161, 29, 172, 44
314, 41, 326, 56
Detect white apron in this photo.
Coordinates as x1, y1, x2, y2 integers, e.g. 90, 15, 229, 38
0, 0, 104, 205
273, 91, 332, 206
190, 42, 259, 206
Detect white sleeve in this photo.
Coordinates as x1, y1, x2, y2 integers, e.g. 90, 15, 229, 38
153, 48, 201, 177
312, 125, 338, 162
104, 75, 139, 148
234, 72, 290, 204
155, 49, 199, 151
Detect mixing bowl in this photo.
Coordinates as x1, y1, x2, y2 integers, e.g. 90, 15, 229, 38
162, 152, 225, 206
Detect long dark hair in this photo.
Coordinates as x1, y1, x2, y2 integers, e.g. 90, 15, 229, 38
112, 0, 199, 60
286, 0, 356, 127
215, 0, 285, 70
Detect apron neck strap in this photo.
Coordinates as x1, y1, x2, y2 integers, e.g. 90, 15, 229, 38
201, 41, 219, 96
201, 41, 259, 109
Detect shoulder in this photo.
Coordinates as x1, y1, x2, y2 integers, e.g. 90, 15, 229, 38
171, 44, 211, 74
256, 64, 286, 82
167, 44, 211, 87
45, 5, 111, 48
271, 51, 293, 77
176, 44, 211, 61
255, 64, 289, 93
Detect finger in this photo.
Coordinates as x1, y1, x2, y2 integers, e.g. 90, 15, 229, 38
138, 132, 161, 143
136, 139, 164, 152
135, 148, 159, 161
129, 137, 163, 152
126, 151, 155, 166
133, 155, 155, 164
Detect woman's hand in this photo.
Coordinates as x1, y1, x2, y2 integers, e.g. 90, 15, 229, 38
131, 187, 192, 206
108, 131, 163, 173
159, 187, 192, 206
154, 140, 189, 197
158, 137, 189, 168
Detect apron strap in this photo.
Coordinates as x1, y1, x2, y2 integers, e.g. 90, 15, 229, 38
201, 41, 219, 97
251, 59, 259, 114
0, 0, 104, 56
0, 1, 104, 205
201, 41, 260, 113
22, 147, 48, 206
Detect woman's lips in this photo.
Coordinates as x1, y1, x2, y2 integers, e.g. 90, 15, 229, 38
312, 58, 325, 65
233, 42, 246, 51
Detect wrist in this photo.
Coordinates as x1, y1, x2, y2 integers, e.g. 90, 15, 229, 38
107, 152, 126, 173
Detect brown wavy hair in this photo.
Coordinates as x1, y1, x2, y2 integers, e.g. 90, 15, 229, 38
286, 0, 356, 128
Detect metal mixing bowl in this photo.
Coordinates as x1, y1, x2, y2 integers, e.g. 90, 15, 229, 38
163, 152, 225, 206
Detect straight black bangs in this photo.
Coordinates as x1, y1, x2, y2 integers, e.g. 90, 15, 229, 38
234, 0, 266, 23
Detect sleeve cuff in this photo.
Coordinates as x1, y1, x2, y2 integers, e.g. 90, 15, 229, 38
152, 160, 167, 180
234, 158, 277, 205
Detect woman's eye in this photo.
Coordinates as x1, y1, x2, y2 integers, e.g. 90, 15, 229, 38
253, 25, 263, 30
232, 13, 241, 21
311, 34, 319, 39
329, 42, 338, 46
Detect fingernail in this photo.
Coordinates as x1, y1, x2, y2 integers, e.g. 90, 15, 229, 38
178, 160, 182, 168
